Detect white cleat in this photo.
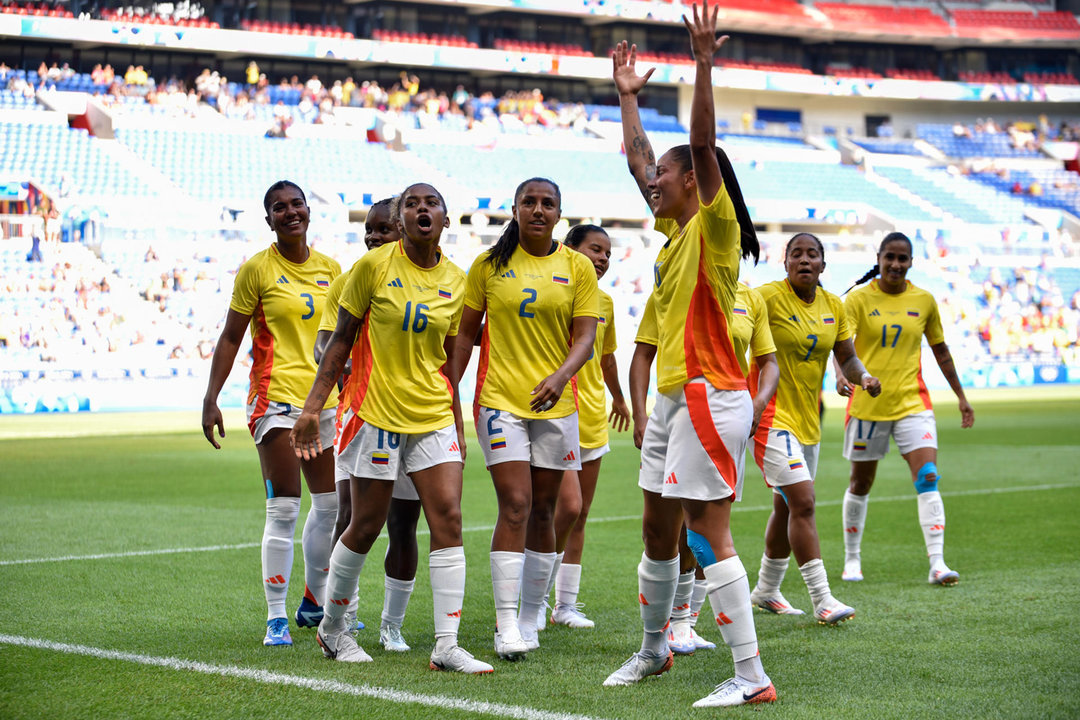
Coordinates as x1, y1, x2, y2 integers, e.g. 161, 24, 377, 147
666, 621, 696, 655
688, 627, 716, 650
551, 602, 595, 629
692, 676, 777, 708
430, 645, 494, 674
842, 557, 864, 582
814, 597, 856, 625
749, 588, 806, 615
316, 621, 373, 663
520, 624, 540, 651
380, 622, 410, 652
602, 651, 674, 687
929, 565, 959, 586
494, 627, 530, 661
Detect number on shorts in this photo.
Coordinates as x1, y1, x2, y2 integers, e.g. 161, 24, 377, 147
776, 429, 792, 456
803, 334, 818, 361
881, 324, 902, 348
402, 302, 429, 333
377, 428, 401, 449
856, 419, 877, 439
486, 409, 503, 437
300, 293, 315, 320
519, 288, 537, 318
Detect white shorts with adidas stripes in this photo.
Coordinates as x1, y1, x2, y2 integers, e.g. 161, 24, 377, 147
337, 414, 461, 499
475, 406, 582, 471
842, 410, 937, 461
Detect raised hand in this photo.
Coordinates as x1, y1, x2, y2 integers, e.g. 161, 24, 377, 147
682, 1, 729, 62
612, 40, 655, 96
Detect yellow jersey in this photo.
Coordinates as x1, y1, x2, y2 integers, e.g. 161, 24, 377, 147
229, 244, 340, 410
574, 290, 617, 449
843, 279, 944, 421
753, 279, 851, 446
318, 270, 349, 333
650, 184, 746, 394
340, 241, 465, 434
731, 284, 775, 377
464, 242, 599, 420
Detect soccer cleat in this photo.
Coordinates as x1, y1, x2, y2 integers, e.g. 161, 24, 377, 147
494, 628, 530, 661
294, 595, 324, 628
520, 625, 540, 651
692, 677, 777, 708
749, 588, 806, 616
263, 617, 292, 647
814, 597, 856, 625
602, 651, 674, 686
551, 602, 595, 629
380, 622, 410, 652
343, 609, 365, 637
842, 558, 864, 582
689, 627, 716, 650
666, 621, 696, 656
430, 645, 495, 674
317, 622, 373, 662
929, 566, 959, 586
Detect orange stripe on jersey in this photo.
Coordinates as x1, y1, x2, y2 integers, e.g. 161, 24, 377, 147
569, 375, 580, 411
684, 383, 738, 493
916, 364, 932, 411
347, 316, 374, 415
748, 363, 775, 475
247, 303, 274, 436
337, 412, 365, 456
683, 237, 747, 392
473, 324, 491, 424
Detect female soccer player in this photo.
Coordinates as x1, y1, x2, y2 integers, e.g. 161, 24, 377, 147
202, 180, 341, 647
836, 231, 974, 585
606, 5, 776, 708
291, 182, 491, 673
748, 232, 879, 624
449, 178, 599, 660
544, 224, 630, 630
314, 196, 423, 648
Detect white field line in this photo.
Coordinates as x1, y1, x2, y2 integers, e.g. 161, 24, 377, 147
0, 634, 609, 720
3, 481, 1077, 568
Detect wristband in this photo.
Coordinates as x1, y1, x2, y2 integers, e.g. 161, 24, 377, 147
861, 372, 871, 384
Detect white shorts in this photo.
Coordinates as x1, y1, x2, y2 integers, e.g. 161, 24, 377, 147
475, 406, 582, 471
246, 398, 336, 449
638, 378, 751, 502
337, 411, 460, 499
753, 428, 819, 488
843, 410, 937, 461
581, 444, 611, 464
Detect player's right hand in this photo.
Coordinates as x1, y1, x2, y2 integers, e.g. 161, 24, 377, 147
612, 41, 655, 96
632, 413, 648, 449
290, 412, 323, 460
836, 374, 854, 397
201, 400, 224, 449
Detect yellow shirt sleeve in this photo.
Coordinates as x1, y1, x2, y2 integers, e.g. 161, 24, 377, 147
229, 255, 262, 316
831, 291, 853, 343
340, 251, 380, 322
464, 252, 490, 313
635, 295, 658, 345
319, 270, 350, 332
571, 252, 600, 319
748, 287, 776, 358
924, 296, 945, 345
601, 293, 617, 356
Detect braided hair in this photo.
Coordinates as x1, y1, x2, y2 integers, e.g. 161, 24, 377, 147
486, 177, 561, 271
844, 231, 913, 294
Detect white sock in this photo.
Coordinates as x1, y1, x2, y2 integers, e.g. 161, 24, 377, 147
430, 546, 465, 644
490, 551, 524, 635
546, 552, 563, 606
755, 554, 789, 595
638, 553, 679, 657
382, 575, 415, 627
262, 496, 300, 621
555, 562, 582, 607
689, 578, 707, 628
843, 490, 869, 561
671, 571, 695, 623
518, 548, 556, 633
917, 491, 946, 567
703, 555, 764, 684
301, 491, 337, 607
324, 540, 367, 629
798, 558, 832, 610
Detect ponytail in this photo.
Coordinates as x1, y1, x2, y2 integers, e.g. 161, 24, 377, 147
845, 265, 879, 295
487, 218, 520, 272
716, 148, 759, 265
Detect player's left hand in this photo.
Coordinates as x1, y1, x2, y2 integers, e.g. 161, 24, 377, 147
609, 398, 631, 432
456, 423, 468, 462
290, 411, 324, 460
836, 374, 855, 397
861, 374, 882, 398
750, 398, 767, 438
958, 398, 974, 428
530, 373, 566, 413
683, 0, 729, 61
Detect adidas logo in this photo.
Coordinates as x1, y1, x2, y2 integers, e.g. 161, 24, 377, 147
715, 612, 733, 626
922, 432, 934, 440
845, 526, 859, 534
665, 472, 677, 485
563, 450, 576, 462
264, 575, 286, 585
638, 593, 649, 606
387, 278, 403, 288
446, 609, 462, 618
869, 308, 881, 317
276, 275, 289, 284
930, 524, 945, 532
328, 597, 350, 606
501, 269, 516, 278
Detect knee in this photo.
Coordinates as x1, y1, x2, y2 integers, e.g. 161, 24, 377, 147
498, 495, 531, 531
914, 463, 940, 494
642, 523, 677, 558
528, 502, 555, 530
386, 505, 420, 541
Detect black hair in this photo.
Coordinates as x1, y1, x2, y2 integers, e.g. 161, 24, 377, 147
844, 231, 913, 294
486, 177, 561, 271
785, 232, 825, 288
393, 183, 446, 225
666, 145, 760, 265
564, 224, 607, 249
262, 180, 306, 213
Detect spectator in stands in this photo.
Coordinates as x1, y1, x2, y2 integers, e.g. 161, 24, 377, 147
246, 61, 259, 86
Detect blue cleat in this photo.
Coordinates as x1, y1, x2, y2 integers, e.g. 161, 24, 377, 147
264, 617, 292, 646
295, 595, 324, 628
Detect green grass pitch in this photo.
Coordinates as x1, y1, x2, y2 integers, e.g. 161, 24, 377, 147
1, 388, 1078, 719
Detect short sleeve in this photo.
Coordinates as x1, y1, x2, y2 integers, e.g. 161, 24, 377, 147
635, 295, 659, 345
571, 252, 600, 319
464, 253, 490, 313
843, 292, 860, 330
339, 256, 376, 321
601, 295, 617, 355
318, 271, 349, 332
696, 182, 738, 255
229, 257, 261, 316
924, 295, 945, 346
747, 289, 776, 358
833, 292, 853, 343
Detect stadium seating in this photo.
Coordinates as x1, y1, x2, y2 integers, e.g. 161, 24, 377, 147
952, 10, 1080, 39
493, 39, 592, 57
372, 29, 476, 48
852, 139, 926, 156
0, 88, 41, 110
815, 3, 951, 35
719, 60, 812, 75
873, 166, 1032, 225
886, 68, 941, 82
826, 65, 882, 80
917, 124, 1041, 159
99, 7, 219, 28
239, 19, 349, 38
1022, 72, 1079, 86
967, 168, 1080, 217
0, 1, 72, 17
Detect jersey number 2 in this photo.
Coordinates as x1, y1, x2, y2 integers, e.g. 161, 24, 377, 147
519, 288, 537, 318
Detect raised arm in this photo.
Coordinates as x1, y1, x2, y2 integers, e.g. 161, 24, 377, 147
930, 341, 974, 428
201, 308, 251, 449
684, 0, 728, 203
613, 40, 657, 202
